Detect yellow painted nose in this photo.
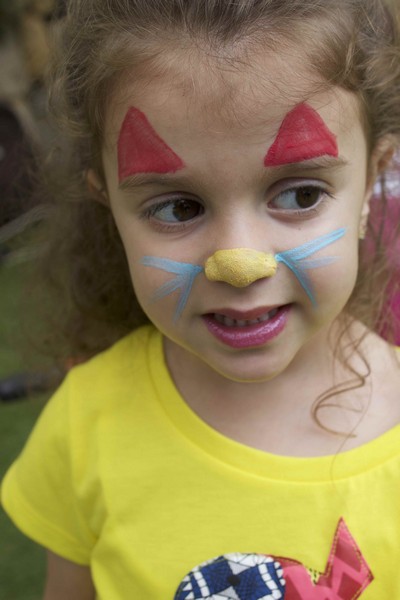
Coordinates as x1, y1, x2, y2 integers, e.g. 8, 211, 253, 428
205, 248, 278, 287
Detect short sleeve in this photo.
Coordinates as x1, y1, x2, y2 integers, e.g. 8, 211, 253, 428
1, 376, 96, 565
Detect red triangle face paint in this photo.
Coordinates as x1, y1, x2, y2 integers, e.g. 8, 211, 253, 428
118, 107, 185, 182
264, 103, 338, 167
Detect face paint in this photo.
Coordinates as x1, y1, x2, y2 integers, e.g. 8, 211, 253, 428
141, 228, 346, 319
275, 228, 346, 306
118, 107, 185, 182
264, 103, 338, 167
141, 257, 203, 321
205, 249, 277, 287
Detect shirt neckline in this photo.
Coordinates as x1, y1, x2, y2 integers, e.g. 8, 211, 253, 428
146, 326, 400, 483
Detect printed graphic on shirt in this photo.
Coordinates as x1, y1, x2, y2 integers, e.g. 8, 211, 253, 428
174, 519, 373, 599
175, 553, 285, 600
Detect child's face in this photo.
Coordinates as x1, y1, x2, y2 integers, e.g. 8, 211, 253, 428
101, 47, 375, 383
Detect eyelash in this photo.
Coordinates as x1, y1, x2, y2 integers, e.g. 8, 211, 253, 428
140, 181, 333, 231
141, 197, 204, 232
267, 182, 333, 219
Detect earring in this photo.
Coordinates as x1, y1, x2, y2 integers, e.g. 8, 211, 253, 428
358, 219, 367, 240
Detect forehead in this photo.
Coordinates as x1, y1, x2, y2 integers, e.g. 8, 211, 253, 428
104, 43, 363, 153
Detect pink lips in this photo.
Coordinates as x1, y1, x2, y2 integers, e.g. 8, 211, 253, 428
203, 305, 290, 349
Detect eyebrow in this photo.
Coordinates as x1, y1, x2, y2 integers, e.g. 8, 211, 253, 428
118, 155, 349, 193
118, 172, 193, 192
266, 154, 349, 173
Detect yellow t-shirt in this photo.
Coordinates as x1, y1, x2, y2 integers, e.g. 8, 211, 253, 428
2, 325, 400, 599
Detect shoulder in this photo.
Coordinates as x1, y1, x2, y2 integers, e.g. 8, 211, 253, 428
35, 325, 162, 438
72, 324, 158, 377
66, 324, 160, 398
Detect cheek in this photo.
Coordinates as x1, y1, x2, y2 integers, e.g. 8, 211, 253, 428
314, 241, 360, 306
114, 232, 159, 309
128, 266, 156, 305
128, 265, 179, 324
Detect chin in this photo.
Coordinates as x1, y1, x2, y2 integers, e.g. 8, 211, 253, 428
206, 354, 289, 384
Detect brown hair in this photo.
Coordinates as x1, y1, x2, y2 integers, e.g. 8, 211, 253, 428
33, 0, 400, 409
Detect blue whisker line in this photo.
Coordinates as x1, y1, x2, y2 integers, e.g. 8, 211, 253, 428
141, 257, 203, 320
141, 228, 346, 318
276, 254, 317, 305
279, 228, 346, 261
275, 228, 346, 305
141, 256, 201, 275
300, 256, 337, 270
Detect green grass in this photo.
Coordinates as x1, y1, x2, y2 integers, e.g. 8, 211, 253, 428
0, 262, 48, 600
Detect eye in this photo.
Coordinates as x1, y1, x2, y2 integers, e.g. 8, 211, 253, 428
145, 197, 204, 223
269, 185, 325, 211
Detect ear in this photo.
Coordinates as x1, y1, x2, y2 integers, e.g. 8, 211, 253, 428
365, 135, 396, 200
86, 169, 109, 206
360, 135, 397, 237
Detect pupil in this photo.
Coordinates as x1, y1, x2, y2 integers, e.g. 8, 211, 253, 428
296, 187, 320, 208
172, 200, 198, 221
227, 574, 241, 586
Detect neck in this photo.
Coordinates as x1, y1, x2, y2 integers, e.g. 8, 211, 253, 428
164, 320, 343, 452
164, 319, 400, 456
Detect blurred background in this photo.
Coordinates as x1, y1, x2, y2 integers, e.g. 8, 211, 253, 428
0, 1, 400, 598
0, 1, 65, 597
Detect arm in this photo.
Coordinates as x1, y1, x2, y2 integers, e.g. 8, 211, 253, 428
43, 551, 95, 600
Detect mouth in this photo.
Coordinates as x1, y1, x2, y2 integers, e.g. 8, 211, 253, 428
203, 305, 290, 349
213, 307, 279, 328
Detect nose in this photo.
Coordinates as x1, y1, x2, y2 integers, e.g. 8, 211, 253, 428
204, 248, 277, 287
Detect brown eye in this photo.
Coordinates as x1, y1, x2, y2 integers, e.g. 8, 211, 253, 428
150, 198, 204, 223
295, 187, 321, 208
270, 185, 324, 211
172, 199, 202, 221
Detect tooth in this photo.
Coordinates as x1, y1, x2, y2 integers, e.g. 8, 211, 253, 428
214, 309, 279, 327
224, 317, 235, 326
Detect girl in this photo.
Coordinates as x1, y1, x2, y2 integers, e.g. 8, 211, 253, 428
2, 1, 400, 598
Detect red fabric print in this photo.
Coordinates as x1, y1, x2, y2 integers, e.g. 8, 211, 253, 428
174, 519, 373, 600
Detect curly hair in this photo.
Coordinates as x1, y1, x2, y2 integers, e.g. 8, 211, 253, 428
33, 0, 400, 405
